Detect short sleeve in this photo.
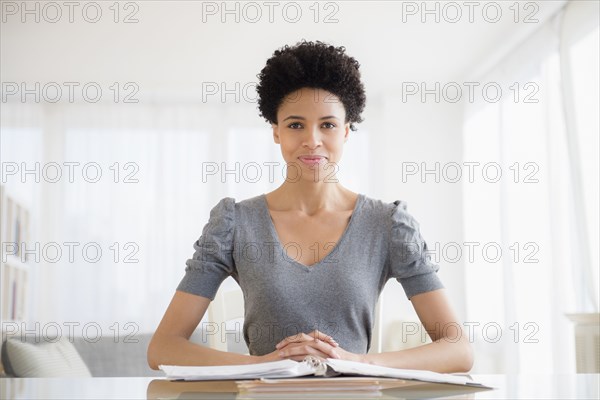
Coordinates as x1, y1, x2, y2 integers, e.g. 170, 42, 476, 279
387, 200, 444, 299
176, 197, 236, 300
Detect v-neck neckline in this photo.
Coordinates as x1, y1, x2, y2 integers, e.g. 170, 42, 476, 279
260, 193, 364, 271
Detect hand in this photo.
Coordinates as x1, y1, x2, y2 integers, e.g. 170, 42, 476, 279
252, 330, 338, 363
275, 330, 364, 363
273, 330, 339, 361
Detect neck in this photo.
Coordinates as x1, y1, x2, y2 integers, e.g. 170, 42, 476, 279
270, 178, 352, 215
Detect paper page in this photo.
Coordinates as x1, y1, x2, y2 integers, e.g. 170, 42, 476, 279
323, 359, 489, 387
159, 359, 315, 381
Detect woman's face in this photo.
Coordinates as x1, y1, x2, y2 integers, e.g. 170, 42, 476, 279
273, 87, 350, 182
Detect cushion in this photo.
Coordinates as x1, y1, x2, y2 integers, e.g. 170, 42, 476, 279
71, 333, 164, 377
1, 336, 91, 377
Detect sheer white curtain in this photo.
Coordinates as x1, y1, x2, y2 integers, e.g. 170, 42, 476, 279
463, 1, 599, 374
2, 101, 251, 332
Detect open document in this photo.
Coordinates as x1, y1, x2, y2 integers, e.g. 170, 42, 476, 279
159, 356, 491, 388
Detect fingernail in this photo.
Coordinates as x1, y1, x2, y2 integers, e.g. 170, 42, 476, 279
331, 350, 339, 359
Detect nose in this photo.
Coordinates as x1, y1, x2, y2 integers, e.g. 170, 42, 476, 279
303, 125, 323, 149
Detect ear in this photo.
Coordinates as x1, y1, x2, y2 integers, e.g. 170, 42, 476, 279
272, 123, 280, 144
344, 123, 350, 142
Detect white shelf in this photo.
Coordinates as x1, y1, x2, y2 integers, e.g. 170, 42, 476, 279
1, 184, 31, 324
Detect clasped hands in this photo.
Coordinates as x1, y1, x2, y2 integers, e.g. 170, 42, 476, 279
257, 330, 365, 363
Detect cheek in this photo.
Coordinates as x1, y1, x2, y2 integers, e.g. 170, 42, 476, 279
327, 134, 346, 147
280, 139, 298, 156
281, 135, 301, 148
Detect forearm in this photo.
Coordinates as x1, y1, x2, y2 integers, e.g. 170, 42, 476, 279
147, 334, 259, 369
362, 336, 473, 373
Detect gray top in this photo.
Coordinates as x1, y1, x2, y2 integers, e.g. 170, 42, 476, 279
176, 193, 444, 356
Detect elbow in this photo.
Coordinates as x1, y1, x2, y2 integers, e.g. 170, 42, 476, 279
147, 356, 160, 371
147, 335, 161, 371
456, 339, 474, 373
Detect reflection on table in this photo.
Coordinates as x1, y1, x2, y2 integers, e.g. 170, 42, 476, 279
1, 374, 598, 399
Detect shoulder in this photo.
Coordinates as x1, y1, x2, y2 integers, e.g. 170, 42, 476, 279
209, 194, 263, 213
357, 195, 425, 247
208, 194, 269, 227
207, 197, 236, 222
359, 194, 415, 226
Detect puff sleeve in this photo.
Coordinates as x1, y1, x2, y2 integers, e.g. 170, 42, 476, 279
387, 200, 444, 299
176, 197, 237, 300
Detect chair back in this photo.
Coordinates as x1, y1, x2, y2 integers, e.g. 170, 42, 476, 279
206, 286, 246, 353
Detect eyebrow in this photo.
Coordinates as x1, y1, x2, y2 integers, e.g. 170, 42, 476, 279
282, 115, 339, 121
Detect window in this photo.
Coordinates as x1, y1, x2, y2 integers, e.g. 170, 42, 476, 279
462, 6, 598, 373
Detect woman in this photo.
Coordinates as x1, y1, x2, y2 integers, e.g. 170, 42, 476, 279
148, 40, 473, 373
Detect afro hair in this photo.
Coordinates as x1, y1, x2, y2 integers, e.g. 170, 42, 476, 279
256, 39, 366, 131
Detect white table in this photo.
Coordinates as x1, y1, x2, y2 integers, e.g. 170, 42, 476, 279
1, 374, 598, 399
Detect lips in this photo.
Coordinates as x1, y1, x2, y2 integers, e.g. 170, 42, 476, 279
298, 155, 327, 166
298, 155, 327, 160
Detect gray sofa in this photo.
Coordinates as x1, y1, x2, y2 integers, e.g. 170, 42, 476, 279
71, 332, 168, 377
1, 330, 249, 377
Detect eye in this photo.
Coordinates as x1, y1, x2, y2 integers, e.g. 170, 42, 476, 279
322, 122, 336, 129
287, 122, 303, 129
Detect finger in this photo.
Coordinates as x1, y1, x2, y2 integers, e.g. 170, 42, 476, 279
275, 332, 313, 349
275, 332, 307, 349
308, 330, 339, 348
275, 337, 323, 350
279, 339, 340, 359
279, 343, 332, 360
276, 331, 338, 349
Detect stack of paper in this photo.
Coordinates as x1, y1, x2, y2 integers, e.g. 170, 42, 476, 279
159, 357, 490, 388
236, 377, 386, 398
160, 359, 314, 380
